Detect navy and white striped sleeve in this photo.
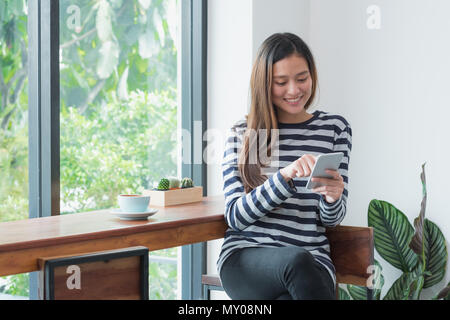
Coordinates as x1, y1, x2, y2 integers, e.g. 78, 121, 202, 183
319, 120, 352, 227
222, 127, 296, 231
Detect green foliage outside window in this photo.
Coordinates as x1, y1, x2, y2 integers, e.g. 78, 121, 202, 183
60, 89, 177, 213
1, 0, 180, 299
0, 0, 29, 224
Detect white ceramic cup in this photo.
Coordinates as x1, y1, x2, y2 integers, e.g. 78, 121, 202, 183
118, 194, 150, 212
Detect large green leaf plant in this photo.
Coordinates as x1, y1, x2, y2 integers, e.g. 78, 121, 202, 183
340, 164, 450, 300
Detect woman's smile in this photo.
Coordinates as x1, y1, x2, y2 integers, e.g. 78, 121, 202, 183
284, 95, 303, 105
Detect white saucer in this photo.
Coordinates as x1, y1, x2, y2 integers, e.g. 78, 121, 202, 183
111, 208, 158, 220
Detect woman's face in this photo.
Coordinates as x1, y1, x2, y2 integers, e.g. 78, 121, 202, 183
271, 54, 313, 123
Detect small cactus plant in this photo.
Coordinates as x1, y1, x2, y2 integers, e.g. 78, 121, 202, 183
168, 177, 180, 189
181, 177, 194, 188
157, 178, 170, 190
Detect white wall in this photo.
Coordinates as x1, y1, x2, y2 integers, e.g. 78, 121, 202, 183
252, 0, 310, 60
309, 0, 450, 299
207, 0, 450, 300
206, 0, 254, 300
207, 0, 253, 197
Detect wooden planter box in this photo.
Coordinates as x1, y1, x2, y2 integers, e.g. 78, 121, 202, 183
143, 186, 203, 207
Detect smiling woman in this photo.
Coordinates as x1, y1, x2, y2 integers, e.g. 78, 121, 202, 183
217, 32, 352, 300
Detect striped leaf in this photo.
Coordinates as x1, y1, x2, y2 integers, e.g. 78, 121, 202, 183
347, 260, 383, 300
369, 259, 384, 299
435, 282, 450, 300
423, 219, 447, 288
409, 163, 427, 255
383, 266, 423, 300
338, 285, 351, 300
368, 199, 418, 272
409, 273, 425, 300
347, 284, 366, 300
384, 272, 410, 300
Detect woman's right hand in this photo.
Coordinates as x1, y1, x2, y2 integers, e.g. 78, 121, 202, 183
280, 154, 317, 182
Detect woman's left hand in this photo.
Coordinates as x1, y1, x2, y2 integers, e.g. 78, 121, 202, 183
311, 169, 344, 204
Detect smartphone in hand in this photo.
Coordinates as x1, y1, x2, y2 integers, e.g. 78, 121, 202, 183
305, 152, 344, 189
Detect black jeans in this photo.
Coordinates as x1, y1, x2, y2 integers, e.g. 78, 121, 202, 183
219, 246, 335, 300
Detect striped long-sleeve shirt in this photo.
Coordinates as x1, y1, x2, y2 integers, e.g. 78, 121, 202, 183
217, 110, 352, 287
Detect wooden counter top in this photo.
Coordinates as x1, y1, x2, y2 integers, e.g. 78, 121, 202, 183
0, 196, 227, 276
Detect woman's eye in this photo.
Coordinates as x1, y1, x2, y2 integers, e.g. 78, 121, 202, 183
276, 78, 307, 86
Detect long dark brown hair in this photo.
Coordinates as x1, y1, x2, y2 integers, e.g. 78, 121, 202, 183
239, 33, 318, 193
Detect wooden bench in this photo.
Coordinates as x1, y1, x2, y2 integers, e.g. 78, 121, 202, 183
202, 225, 374, 300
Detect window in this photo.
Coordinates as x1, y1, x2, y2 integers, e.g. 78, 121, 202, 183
0, 0, 206, 300
0, 1, 29, 222
59, 0, 179, 213
59, 0, 180, 299
0, 0, 30, 299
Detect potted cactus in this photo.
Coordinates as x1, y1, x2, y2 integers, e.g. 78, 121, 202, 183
181, 177, 194, 188
169, 177, 180, 189
144, 176, 202, 207
155, 177, 194, 190
157, 178, 171, 190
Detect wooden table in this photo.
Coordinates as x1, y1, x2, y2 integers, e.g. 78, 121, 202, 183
0, 196, 227, 277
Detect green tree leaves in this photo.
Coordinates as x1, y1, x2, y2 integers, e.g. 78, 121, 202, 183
60, 89, 177, 213
97, 40, 119, 79
139, 28, 160, 59
95, 0, 117, 79
59, 0, 178, 110
2, 0, 180, 299
96, 0, 113, 42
